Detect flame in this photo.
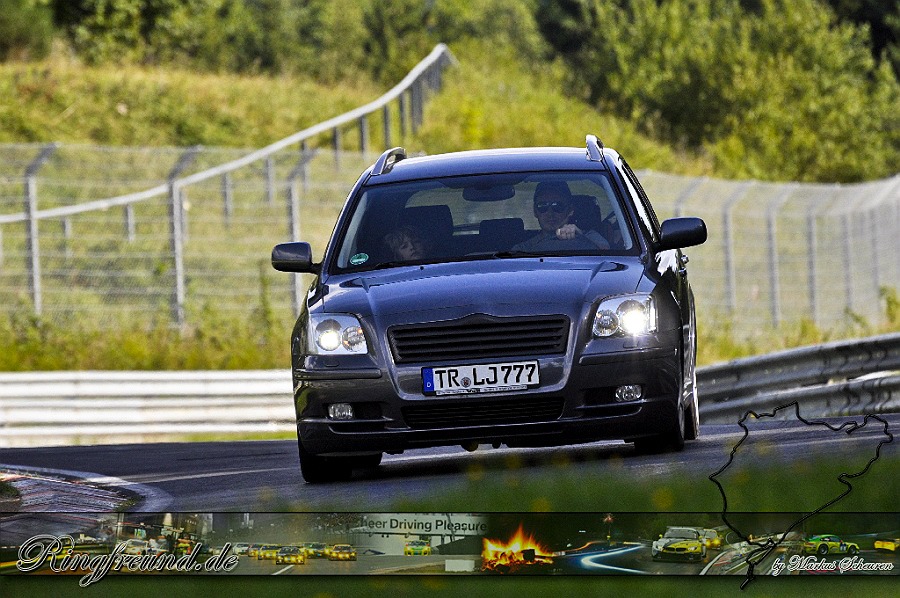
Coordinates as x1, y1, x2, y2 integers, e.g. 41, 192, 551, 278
481, 524, 553, 572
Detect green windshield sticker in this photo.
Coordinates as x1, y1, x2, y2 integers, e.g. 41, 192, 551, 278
349, 253, 369, 265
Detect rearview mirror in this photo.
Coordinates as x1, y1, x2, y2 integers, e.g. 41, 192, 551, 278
657, 217, 707, 251
272, 241, 317, 273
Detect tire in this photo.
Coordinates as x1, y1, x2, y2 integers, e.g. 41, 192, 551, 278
817, 544, 829, 556
298, 441, 353, 484
848, 546, 858, 556
355, 453, 383, 469
633, 399, 686, 454
683, 304, 700, 441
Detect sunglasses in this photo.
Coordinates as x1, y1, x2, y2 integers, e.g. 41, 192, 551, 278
535, 201, 570, 214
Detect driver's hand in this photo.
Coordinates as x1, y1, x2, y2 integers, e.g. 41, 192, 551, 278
555, 224, 581, 240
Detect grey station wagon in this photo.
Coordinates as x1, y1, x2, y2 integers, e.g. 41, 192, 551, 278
272, 135, 707, 483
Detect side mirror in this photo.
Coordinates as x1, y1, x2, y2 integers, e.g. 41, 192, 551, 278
272, 242, 318, 273
657, 217, 707, 251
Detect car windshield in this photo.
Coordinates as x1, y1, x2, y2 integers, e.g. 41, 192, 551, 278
279, 547, 298, 554
332, 171, 636, 273
334, 545, 353, 552
664, 528, 699, 540
311, 543, 326, 549
408, 541, 427, 546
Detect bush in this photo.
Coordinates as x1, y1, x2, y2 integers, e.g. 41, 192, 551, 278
536, 0, 900, 182
0, 0, 54, 61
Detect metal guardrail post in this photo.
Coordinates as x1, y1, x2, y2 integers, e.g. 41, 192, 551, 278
722, 182, 753, 314
167, 146, 201, 328
765, 185, 796, 327
23, 143, 57, 316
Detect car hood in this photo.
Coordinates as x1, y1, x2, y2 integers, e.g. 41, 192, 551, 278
322, 257, 646, 321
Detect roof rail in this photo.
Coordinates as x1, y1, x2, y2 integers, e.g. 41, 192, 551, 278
585, 134, 604, 161
371, 147, 407, 176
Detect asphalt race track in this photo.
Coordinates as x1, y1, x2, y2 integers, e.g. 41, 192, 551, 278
1, 414, 897, 512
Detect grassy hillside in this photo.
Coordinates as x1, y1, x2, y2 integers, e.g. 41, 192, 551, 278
0, 51, 383, 148
0, 43, 709, 174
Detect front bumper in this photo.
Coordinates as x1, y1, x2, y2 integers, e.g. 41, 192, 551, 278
294, 331, 681, 456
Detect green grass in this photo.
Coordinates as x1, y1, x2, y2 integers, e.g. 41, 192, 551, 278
273, 453, 898, 514
0, 53, 384, 148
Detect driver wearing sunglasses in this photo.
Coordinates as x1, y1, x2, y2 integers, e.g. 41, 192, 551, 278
512, 181, 610, 252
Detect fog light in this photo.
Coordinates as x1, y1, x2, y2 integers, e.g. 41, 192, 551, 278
327, 403, 354, 420
615, 385, 642, 402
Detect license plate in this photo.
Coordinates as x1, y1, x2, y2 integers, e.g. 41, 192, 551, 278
422, 361, 539, 395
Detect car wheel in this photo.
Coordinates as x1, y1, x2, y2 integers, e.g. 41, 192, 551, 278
683, 303, 700, 441
355, 453, 383, 469
298, 441, 353, 484
817, 544, 829, 556
848, 546, 858, 556
633, 399, 686, 454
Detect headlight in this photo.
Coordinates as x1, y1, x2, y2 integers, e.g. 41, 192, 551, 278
592, 294, 656, 337
309, 314, 369, 354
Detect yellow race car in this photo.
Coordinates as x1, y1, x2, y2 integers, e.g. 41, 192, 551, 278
257, 544, 281, 560
275, 546, 306, 564
328, 544, 357, 561
874, 537, 899, 553
404, 540, 432, 556
651, 527, 707, 562
802, 535, 859, 556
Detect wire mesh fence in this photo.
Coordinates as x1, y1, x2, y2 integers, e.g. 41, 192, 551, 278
2, 142, 896, 340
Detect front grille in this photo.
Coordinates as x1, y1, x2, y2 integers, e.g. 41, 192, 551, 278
402, 397, 564, 429
389, 314, 569, 364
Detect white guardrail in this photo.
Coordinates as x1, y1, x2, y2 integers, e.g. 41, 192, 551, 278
1, 334, 899, 446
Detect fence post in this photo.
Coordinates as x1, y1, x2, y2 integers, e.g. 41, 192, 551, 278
722, 182, 753, 315
805, 197, 822, 327
124, 204, 135, 241
399, 94, 408, 139
286, 149, 317, 317
332, 127, 341, 169
411, 81, 423, 133
673, 177, 705, 218
359, 116, 369, 155
842, 213, 853, 313
23, 143, 57, 317
265, 157, 276, 205
222, 172, 233, 228
383, 105, 392, 148
167, 146, 201, 328
62, 218, 72, 260
867, 177, 900, 303
765, 185, 796, 327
